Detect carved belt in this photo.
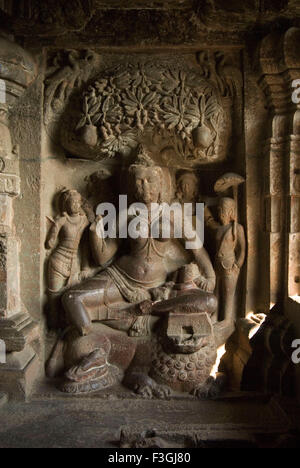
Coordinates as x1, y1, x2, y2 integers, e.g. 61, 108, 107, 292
106, 265, 151, 303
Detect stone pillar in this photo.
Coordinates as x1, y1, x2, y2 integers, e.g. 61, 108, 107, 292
0, 35, 39, 400
284, 28, 300, 299
258, 28, 300, 306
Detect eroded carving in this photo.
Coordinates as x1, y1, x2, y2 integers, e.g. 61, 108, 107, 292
59, 59, 233, 164
44, 49, 98, 126
45, 189, 94, 328
206, 197, 246, 323
45, 144, 247, 399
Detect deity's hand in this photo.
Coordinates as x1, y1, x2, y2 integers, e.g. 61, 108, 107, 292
79, 270, 90, 281
198, 276, 215, 293
230, 263, 240, 275
90, 215, 102, 233
135, 300, 153, 316
45, 239, 55, 250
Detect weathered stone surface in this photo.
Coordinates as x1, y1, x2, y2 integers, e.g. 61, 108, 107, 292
0, 392, 7, 408
0, 0, 298, 413
0, 395, 295, 448
0, 345, 40, 400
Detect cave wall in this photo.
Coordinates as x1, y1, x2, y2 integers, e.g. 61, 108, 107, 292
0, 0, 299, 399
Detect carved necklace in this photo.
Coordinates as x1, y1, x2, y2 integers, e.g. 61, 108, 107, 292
64, 212, 85, 224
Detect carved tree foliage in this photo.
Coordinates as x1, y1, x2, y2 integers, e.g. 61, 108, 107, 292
58, 59, 235, 164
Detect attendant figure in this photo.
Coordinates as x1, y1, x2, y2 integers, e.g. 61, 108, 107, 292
205, 197, 246, 324
45, 189, 93, 328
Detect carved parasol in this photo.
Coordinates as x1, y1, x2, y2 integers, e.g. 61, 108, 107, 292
214, 172, 245, 237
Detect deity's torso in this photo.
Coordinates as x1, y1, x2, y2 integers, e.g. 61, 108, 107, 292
57, 213, 88, 252
115, 212, 171, 286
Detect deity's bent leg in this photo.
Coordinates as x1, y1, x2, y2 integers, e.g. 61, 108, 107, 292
62, 273, 124, 335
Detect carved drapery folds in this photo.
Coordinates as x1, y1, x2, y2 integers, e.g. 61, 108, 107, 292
259, 27, 300, 302
44, 52, 242, 167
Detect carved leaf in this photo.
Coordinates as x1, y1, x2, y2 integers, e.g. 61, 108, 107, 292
124, 106, 136, 117
114, 73, 131, 89
167, 120, 179, 130
142, 92, 158, 107
89, 101, 101, 116
205, 96, 218, 120
76, 115, 87, 130
132, 74, 143, 88
83, 97, 88, 115
137, 87, 143, 102
91, 113, 102, 125
100, 131, 137, 157
102, 96, 111, 114
88, 95, 97, 107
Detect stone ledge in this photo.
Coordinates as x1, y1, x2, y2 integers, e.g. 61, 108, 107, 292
0, 348, 40, 401
0, 393, 296, 447
0, 312, 39, 353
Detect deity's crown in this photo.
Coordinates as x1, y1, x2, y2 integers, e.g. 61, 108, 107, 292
133, 144, 155, 168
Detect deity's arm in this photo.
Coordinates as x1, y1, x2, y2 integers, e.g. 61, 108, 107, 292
89, 217, 119, 266
235, 224, 246, 269
81, 198, 96, 223
191, 246, 216, 292
204, 206, 220, 230
178, 212, 216, 292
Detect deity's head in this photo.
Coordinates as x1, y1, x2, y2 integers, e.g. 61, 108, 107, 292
128, 145, 163, 205
218, 197, 236, 226
176, 171, 199, 203
61, 189, 82, 216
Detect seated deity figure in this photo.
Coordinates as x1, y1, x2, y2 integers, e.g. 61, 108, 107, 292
205, 197, 246, 324
61, 148, 217, 340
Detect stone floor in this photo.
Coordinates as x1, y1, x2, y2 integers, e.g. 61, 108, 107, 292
0, 389, 299, 448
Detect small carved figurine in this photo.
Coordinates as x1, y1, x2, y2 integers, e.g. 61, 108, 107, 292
205, 197, 246, 324
45, 189, 93, 328
175, 171, 199, 214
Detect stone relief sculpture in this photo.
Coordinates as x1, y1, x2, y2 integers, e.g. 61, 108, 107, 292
175, 171, 199, 214
44, 48, 99, 140
205, 173, 246, 326
205, 197, 246, 324
45, 189, 94, 328
196, 51, 243, 100
43, 49, 246, 398
45, 50, 94, 110
58, 57, 237, 165
45, 143, 247, 399
62, 148, 215, 332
